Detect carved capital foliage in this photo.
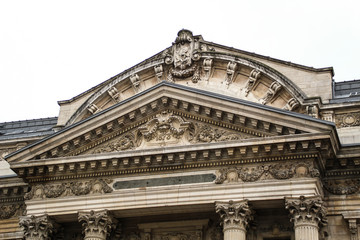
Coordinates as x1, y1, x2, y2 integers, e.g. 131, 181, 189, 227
24, 179, 113, 200
0, 203, 25, 219
324, 178, 360, 195
285, 196, 327, 228
20, 214, 57, 240
215, 200, 253, 231
78, 210, 117, 240
215, 162, 319, 184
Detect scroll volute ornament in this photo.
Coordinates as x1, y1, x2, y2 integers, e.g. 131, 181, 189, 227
78, 210, 117, 240
165, 29, 201, 83
215, 200, 252, 231
285, 195, 327, 227
20, 215, 56, 240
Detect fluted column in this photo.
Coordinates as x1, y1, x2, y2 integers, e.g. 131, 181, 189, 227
20, 214, 57, 240
215, 200, 252, 240
78, 210, 118, 240
285, 196, 327, 240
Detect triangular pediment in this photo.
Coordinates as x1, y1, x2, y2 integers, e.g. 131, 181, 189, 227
6, 82, 338, 164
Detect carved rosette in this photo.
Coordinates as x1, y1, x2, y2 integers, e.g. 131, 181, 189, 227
78, 210, 118, 240
285, 196, 327, 235
20, 214, 57, 240
215, 200, 252, 233
24, 179, 113, 200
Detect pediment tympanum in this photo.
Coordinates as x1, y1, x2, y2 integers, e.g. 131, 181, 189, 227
64, 30, 313, 126
83, 110, 254, 155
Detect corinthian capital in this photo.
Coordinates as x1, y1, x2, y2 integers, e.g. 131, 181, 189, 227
78, 209, 117, 240
285, 195, 327, 228
215, 199, 252, 231
20, 214, 57, 240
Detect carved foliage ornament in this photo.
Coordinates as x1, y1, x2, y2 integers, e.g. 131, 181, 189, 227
215, 162, 319, 184
20, 215, 57, 240
323, 178, 360, 195
285, 196, 327, 227
165, 29, 201, 83
335, 112, 360, 128
78, 210, 117, 240
24, 179, 113, 200
215, 200, 252, 231
0, 203, 24, 219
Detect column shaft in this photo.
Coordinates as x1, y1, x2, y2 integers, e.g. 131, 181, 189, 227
294, 224, 319, 240
223, 228, 246, 240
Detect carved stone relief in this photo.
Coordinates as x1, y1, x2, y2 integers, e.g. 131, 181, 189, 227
24, 179, 113, 200
324, 178, 360, 195
306, 105, 320, 119
260, 81, 282, 105
202, 57, 213, 81
215, 162, 319, 184
79, 110, 255, 155
0, 202, 25, 219
165, 29, 201, 83
244, 69, 261, 96
335, 112, 360, 128
224, 61, 237, 85
283, 98, 299, 111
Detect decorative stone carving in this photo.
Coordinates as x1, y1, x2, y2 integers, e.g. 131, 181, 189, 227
224, 61, 237, 85
154, 64, 164, 82
165, 29, 201, 83
92, 134, 135, 153
285, 196, 327, 240
244, 69, 261, 96
78, 210, 118, 240
88, 104, 99, 115
130, 74, 141, 91
161, 233, 190, 240
348, 219, 358, 240
190, 124, 246, 143
0, 203, 24, 219
215, 200, 252, 240
108, 87, 120, 102
283, 98, 299, 111
20, 214, 57, 240
138, 110, 192, 147
24, 179, 113, 200
335, 112, 360, 128
202, 57, 213, 81
260, 81, 282, 105
306, 105, 320, 119
323, 178, 360, 195
215, 162, 319, 184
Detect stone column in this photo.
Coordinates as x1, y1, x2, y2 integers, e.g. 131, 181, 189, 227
78, 210, 118, 240
215, 200, 252, 240
285, 196, 327, 240
348, 219, 358, 240
20, 214, 57, 240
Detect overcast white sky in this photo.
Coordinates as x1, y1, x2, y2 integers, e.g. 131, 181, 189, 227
0, 0, 359, 123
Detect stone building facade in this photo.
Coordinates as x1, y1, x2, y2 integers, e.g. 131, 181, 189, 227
1, 29, 360, 240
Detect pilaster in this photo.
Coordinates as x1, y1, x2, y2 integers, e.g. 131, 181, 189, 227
348, 219, 358, 240
285, 195, 327, 240
20, 214, 57, 240
78, 210, 118, 240
215, 199, 252, 240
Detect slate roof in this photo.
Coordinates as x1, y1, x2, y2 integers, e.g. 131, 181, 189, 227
331, 79, 360, 103
0, 117, 58, 141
